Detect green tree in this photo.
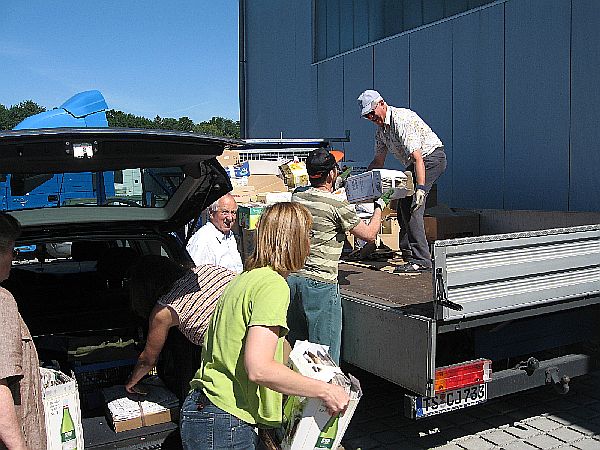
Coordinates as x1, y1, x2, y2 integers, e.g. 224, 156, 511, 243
106, 109, 155, 128
0, 100, 46, 130
0, 104, 9, 130
2, 99, 240, 138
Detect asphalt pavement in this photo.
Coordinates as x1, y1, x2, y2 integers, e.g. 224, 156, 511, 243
340, 366, 600, 450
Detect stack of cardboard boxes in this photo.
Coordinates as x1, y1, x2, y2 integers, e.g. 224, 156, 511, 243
217, 151, 310, 262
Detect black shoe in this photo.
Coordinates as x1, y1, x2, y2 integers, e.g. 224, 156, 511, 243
393, 263, 432, 273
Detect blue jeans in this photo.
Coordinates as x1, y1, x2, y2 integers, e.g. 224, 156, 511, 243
180, 389, 261, 450
286, 274, 342, 363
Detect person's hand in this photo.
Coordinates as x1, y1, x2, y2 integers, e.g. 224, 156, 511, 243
374, 188, 395, 210
125, 382, 148, 396
320, 383, 350, 416
411, 188, 426, 212
334, 166, 353, 190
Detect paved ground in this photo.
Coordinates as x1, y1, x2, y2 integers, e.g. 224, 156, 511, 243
341, 367, 600, 450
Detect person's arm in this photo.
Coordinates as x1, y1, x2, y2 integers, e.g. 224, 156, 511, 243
244, 326, 349, 416
410, 150, 426, 187
367, 152, 386, 170
0, 379, 28, 450
409, 150, 427, 212
125, 305, 177, 393
367, 135, 388, 170
348, 207, 383, 243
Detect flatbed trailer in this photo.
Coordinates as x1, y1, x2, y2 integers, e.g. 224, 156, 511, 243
340, 225, 600, 419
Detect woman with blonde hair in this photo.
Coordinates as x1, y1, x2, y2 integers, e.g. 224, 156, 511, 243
180, 202, 349, 450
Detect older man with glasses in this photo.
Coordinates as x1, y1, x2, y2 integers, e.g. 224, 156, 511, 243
358, 89, 447, 273
186, 193, 243, 273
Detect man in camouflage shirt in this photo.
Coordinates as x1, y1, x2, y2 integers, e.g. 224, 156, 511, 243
287, 149, 385, 363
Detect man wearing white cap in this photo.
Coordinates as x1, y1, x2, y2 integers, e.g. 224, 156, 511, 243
358, 89, 447, 273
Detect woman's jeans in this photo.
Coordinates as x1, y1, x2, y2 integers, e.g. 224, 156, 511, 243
181, 389, 261, 450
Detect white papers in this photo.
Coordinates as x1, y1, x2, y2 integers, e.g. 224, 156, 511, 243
102, 382, 179, 422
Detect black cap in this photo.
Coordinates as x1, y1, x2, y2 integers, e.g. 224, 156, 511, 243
306, 149, 344, 178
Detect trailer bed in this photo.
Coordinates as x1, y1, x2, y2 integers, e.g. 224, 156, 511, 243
339, 262, 434, 317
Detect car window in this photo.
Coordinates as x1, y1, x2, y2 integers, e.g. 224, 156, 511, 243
1, 167, 184, 211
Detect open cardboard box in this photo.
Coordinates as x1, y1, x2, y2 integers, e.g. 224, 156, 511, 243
277, 341, 362, 450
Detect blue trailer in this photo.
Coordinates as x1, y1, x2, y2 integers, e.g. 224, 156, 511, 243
1, 90, 116, 211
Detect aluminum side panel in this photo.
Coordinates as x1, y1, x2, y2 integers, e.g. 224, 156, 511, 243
434, 225, 600, 320
342, 295, 436, 397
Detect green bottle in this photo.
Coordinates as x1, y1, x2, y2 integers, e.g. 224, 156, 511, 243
60, 405, 77, 450
314, 415, 339, 449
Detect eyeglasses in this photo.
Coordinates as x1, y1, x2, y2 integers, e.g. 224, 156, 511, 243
218, 209, 237, 217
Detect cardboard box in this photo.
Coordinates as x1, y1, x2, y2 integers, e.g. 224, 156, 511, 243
216, 149, 241, 167
278, 341, 362, 450
238, 203, 266, 230
231, 185, 257, 204
40, 368, 85, 450
345, 169, 414, 204
224, 161, 251, 178
379, 215, 400, 251
248, 174, 287, 193
102, 382, 179, 433
279, 161, 309, 189
247, 159, 283, 175
424, 211, 480, 242
256, 191, 293, 204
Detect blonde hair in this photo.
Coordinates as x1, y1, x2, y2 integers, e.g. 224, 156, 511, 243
245, 202, 312, 276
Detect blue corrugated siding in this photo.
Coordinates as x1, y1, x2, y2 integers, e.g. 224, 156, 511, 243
505, 0, 571, 211
342, 48, 374, 163
410, 22, 454, 204
243, 0, 600, 212
452, 4, 505, 209
317, 58, 345, 138
571, 0, 600, 211
373, 36, 411, 171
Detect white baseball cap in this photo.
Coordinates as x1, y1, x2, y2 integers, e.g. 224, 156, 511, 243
357, 90, 383, 116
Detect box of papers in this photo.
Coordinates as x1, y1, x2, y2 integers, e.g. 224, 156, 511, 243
102, 379, 180, 433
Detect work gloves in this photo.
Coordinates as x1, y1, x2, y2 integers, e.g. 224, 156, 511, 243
374, 188, 395, 210
411, 187, 426, 212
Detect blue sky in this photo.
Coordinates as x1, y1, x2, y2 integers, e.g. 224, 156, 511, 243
0, 1, 239, 123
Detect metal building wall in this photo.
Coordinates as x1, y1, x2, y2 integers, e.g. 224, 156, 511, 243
242, 0, 600, 212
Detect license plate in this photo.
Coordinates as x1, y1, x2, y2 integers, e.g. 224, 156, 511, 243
414, 383, 487, 418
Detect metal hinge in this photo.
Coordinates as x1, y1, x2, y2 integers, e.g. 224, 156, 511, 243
435, 268, 463, 311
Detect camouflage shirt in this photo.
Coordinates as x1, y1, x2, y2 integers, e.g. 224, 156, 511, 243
292, 187, 360, 282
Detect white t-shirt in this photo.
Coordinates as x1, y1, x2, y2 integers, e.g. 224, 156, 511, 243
185, 221, 243, 273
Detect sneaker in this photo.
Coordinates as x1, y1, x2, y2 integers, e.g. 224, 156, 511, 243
393, 263, 432, 273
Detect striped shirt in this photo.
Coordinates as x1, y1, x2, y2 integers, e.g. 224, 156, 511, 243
157, 264, 236, 345
292, 187, 361, 282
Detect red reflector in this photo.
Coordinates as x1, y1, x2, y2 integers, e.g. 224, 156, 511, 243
434, 359, 492, 393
